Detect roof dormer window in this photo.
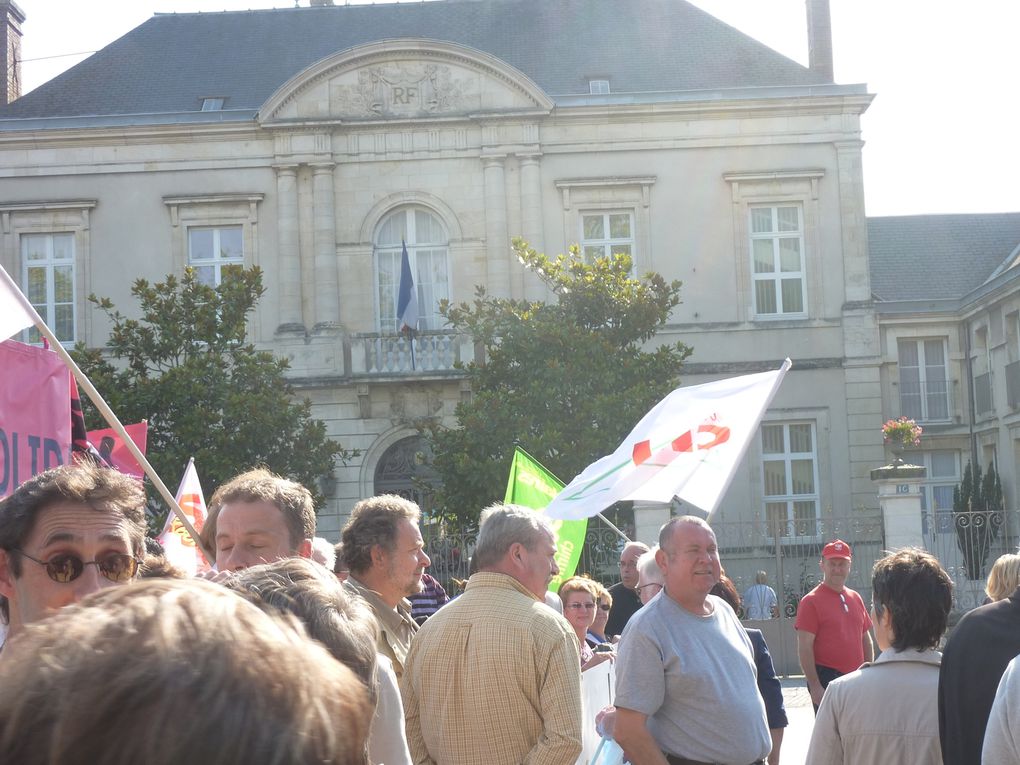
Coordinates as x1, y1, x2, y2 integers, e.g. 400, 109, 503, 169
200, 97, 225, 111
589, 79, 610, 95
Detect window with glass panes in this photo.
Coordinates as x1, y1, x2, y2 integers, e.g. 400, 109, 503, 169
919, 451, 960, 537
750, 205, 805, 317
761, 422, 819, 538
581, 212, 634, 264
897, 338, 950, 422
375, 208, 448, 332
22, 233, 75, 344
188, 226, 244, 287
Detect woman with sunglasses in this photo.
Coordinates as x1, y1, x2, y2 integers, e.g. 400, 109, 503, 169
559, 576, 613, 670
586, 581, 613, 649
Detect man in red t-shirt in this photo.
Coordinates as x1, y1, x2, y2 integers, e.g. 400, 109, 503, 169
794, 539, 874, 712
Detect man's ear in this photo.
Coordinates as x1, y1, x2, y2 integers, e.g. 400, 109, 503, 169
298, 539, 313, 559
0, 549, 16, 598
370, 543, 387, 567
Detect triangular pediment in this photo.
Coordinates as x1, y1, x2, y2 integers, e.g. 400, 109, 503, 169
259, 39, 553, 125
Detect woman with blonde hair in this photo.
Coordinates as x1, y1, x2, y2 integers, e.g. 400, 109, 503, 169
559, 576, 613, 671
985, 553, 1020, 603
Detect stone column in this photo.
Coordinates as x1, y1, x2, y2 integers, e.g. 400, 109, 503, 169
311, 162, 339, 328
518, 153, 546, 300
871, 462, 927, 551
274, 164, 302, 332
482, 154, 510, 298
633, 503, 671, 546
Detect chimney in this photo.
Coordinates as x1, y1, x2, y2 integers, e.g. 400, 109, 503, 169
0, 0, 25, 104
805, 0, 833, 82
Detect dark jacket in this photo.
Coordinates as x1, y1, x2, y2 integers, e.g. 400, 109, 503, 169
746, 628, 788, 730
938, 585, 1020, 765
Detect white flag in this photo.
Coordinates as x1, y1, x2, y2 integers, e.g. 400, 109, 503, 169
544, 360, 792, 521
157, 458, 211, 575
0, 263, 37, 342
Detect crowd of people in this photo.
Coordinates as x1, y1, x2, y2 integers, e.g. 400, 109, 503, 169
1, 461, 1019, 765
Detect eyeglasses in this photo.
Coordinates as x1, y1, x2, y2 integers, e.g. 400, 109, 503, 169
598, 603, 611, 612
839, 592, 849, 613
637, 582, 663, 593
619, 561, 638, 570
15, 550, 140, 584
566, 602, 597, 611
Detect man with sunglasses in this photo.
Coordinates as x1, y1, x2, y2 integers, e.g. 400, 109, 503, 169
0, 462, 147, 639
795, 539, 874, 712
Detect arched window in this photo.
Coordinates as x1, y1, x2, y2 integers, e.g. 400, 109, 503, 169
375, 207, 449, 332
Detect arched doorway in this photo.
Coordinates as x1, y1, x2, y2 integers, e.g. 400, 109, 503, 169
373, 435, 438, 514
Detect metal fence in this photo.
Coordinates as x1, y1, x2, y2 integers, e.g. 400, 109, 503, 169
421, 508, 1019, 672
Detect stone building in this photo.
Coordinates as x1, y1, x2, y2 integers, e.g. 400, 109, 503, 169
0, 0, 886, 539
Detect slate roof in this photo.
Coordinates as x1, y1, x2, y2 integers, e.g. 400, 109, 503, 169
868, 213, 1020, 305
0, 0, 835, 122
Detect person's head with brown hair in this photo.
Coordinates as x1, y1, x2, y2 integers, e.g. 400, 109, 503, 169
871, 547, 953, 652
0, 578, 371, 765
558, 576, 600, 641
203, 468, 316, 572
341, 494, 429, 608
709, 572, 742, 615
985, 553, 1020, 602
225, 557, 379, 694
0, 462, 147, 635
590, 580, 613, 639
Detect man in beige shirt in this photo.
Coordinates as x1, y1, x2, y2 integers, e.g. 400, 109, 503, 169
341, 494, 431, 679
401, 504, 582, 765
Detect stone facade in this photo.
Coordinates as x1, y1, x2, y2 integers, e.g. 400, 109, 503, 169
0, 3, 891, 540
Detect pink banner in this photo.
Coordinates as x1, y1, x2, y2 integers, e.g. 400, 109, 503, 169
87, 422, 148, 479
0, 340, 71, 497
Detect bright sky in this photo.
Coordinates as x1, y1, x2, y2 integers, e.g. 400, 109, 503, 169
12, 0, 1020, 217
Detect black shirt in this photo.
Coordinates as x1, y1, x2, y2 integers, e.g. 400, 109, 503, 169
938, 585, 1020, 765
605, 581, 642, 638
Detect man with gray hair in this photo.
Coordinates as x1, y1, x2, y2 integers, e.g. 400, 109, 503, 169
341, 494, 430, 680
402, 504, 583, 765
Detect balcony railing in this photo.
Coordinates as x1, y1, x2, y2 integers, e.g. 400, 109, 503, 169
1006, 361, 1020, 408
974, 372, 993, 415
350, 331, 474, 375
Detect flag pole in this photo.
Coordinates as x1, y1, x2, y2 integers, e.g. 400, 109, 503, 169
513, 444, 631, 543
0, 267, 214, 564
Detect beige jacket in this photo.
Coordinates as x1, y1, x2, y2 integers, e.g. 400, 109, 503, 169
806, 648, 943, 765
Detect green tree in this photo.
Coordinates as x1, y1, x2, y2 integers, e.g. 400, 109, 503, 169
73, 267, 353, 528
953, 460, 1004, 579
424, 239, 692, 522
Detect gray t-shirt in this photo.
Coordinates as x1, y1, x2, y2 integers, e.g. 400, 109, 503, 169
614, 591, 771, 764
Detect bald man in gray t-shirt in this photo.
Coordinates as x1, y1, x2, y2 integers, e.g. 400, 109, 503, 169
613, 517, 770, 765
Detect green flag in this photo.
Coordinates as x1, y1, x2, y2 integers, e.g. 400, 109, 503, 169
504, 446, 588, 592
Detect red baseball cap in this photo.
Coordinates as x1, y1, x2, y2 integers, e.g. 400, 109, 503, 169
822, 539, 852, 560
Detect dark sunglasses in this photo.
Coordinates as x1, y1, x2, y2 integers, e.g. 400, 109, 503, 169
15, 550, 140, 584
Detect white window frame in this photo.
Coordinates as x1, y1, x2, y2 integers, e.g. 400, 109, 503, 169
21, 232, 76, 346
760, 421, 821, 541
187, 225, 245, 287
373, 207, 450, 334
579, 210, 635, 266
897, 338, 951, 423
749, 204, 807, 319
589, 79, 610, 95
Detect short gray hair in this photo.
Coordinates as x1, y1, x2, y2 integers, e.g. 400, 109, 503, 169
310, 537, 337, 570
637, 547, 663, 583
473, 504, 553, 570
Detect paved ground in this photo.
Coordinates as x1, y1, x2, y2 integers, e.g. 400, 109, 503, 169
778, 677, 814, 765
